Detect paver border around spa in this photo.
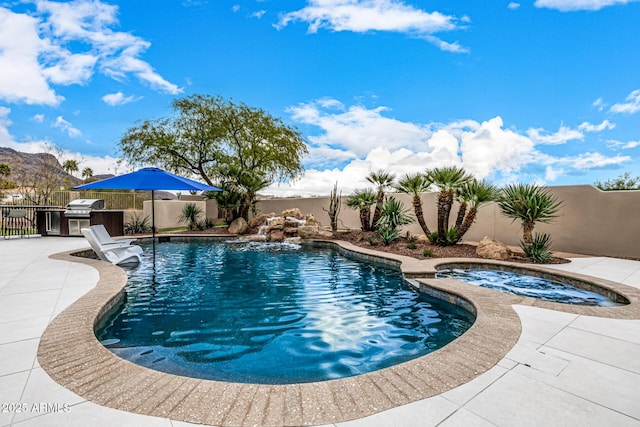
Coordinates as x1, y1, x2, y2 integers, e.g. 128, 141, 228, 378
38, 238, 640, 427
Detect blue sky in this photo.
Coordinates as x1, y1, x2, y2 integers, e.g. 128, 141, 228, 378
0, 0, 639, 196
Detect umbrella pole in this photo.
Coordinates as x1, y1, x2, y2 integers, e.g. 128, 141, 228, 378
151, 190, 156, 262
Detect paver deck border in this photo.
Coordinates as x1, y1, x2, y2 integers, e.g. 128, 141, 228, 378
38, 238, 640, 426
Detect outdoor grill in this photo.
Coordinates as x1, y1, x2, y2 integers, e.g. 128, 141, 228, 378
64, 199, 105, 218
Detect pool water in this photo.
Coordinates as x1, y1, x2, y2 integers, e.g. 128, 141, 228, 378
97, 241, 474, 384
436, 268, 622, 306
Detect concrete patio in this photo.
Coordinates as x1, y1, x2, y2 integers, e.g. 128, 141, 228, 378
1, 237, 639, 426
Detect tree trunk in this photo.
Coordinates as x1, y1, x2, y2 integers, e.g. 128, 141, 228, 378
522, 221, 535, 246
360, 209, 371, 231
370, 191, 384, 230
413, 196, 431, 235
455, 201, 467, 230
457, 207, 477, 240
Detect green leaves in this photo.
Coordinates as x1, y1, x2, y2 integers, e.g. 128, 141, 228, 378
498, 184, 562, 225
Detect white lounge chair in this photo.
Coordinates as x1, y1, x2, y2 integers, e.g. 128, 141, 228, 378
81, 226, 143, 266
91, 224, 138, 247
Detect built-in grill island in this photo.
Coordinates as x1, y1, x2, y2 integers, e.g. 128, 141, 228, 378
37, 199, 124, 237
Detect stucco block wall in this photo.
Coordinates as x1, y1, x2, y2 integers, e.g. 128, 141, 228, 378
149, 185, 640, 259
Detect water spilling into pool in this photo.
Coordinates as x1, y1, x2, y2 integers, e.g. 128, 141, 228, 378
436, 268, 622, 306
96, 240, 474, 384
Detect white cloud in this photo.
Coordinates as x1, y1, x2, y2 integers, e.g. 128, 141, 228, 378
534, 0, 639, 11
102, 92, 141, 106
53, 116, 81, 138
508, 2, 521, 9
607, 139, 640, 149
610, 89, 640, 114
527, 124, 584, 144
577, 119, 615, 132
423, 36, 469, 53
0, 107, 122, 174
252, 10, 267, 18
232, 5, 241, 12
270, 99, 631, 196
0, 1, 180, 107
276, 0, 466, 52
592, 97, 605, 111
31, 114, 45, 123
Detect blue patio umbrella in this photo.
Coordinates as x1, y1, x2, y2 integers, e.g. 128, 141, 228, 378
74, 167, 222, 251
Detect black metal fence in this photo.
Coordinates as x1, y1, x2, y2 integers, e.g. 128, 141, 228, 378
1, 206, 52, 238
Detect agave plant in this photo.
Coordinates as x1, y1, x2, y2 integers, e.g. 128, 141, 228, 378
521, 232, 554, 263
346, 189, 377, 231
375, 197, 414, 245
395, 172, 433, 236
124, 213, 151, 235
178, 203, 204, 231
366, 169, 395, 230
498, 183, 562, 246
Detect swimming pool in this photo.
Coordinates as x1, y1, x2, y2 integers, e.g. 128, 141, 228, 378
436, 268, 624, 306
96, 240, 474, 384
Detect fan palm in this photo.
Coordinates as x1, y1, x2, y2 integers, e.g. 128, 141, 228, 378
455, 180, 499, 240
366, 169, 395, 230
346, 189, 377, 231
497, 183, 562, 246
395, 172, 433, 235
427, 166, 472, 245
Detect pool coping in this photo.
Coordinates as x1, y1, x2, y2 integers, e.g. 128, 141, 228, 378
38, 238, 640, 426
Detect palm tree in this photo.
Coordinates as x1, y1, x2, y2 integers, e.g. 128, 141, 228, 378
497, 183, 562, 246
395, 172, 432, 236
62, 159, 79, 178
82, 167, 94, 182
366, 169, 395, 230
455, 180, 499, 240
212, 165, 270, 221
428, 166, 472, 245
346, 189, 377, 231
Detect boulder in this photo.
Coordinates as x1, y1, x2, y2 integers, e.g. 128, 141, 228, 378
269, 230, 285, 242
249, 213, 275, 228
415, 234, 431, 244
281, 208, 303, 220
476, 236, 512, 260
283, 227, 299, 236
228, 217, 249, 235
297, 225, 334, 240
304, 215, 320, 226
268, 217, 285, 230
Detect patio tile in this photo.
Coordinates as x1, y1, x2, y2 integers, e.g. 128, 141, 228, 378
568, 315, 640, 345
545, 326, 640, 373
0, 339, 39, 377
512, 306, 578, 345
463, 371, 639, 427
441, 365, 508, 406
0, 316, 51, 345
503, 339, 570, 376
514, 346, 640, 420
438, 408, 497, 426
11, 400, 172, 427
11, 368, 86, 424
0, 371, 30, 427
336, 395, 458, 427
0, 290, 60, 323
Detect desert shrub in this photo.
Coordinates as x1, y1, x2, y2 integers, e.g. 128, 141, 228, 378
378, 226, 400, 245
521, 233, 553, 263
124, 213, 151, 235
406, 242, 417, 250
423, 248, 434, 258
178, 203, 204, 230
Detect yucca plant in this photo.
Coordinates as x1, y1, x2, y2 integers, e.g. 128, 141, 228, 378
455, 179, 500, 240
124, 213, 151, 235
375, 197, 414, 245
498, 184, 562, 246
378, 226, 400, 245
178, 203, 204, 231
521, 233, 554, 263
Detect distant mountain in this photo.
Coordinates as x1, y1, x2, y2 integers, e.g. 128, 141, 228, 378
0, 146, 78, 185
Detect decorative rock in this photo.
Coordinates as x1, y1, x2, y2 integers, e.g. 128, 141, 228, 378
269, 230, 285, 242
415, 234, 431, 244
304, 215, 320, 226
281, 208, 303, 220
476, 236, 512, 260
228, 217, 249, 235
249, 213, 275, 228
297, 225, 333, 239
285, 237, 302, 245
283, 227, 298, 236
268, 217, 285, 230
